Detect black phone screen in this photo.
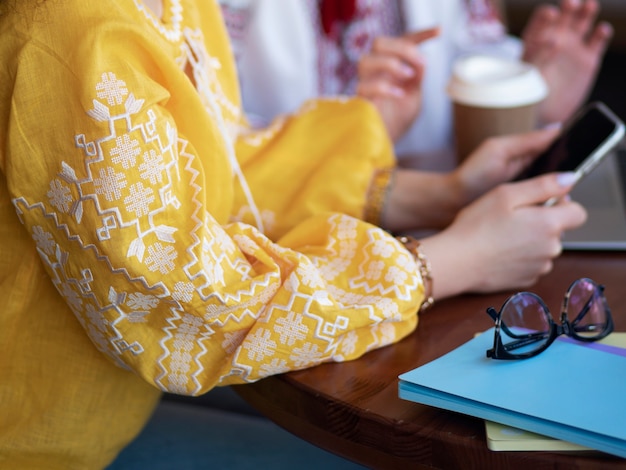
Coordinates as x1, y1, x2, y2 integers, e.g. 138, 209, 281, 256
518, 105, 619, 180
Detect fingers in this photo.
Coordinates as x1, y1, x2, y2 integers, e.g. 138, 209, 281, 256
371, 27, 440, 58
587, 21, 613, 54
364, 27, 439, 75
559, 0, 609, 44
356, 78, 405, 100
366, 37, 423, 74
500, 172, 579, 209
473, 127, 560, 170
562, 0, 598, 35
498, 127, 561, 157
358, 53, 422, 89
549, 194, 588, 231
558, 0, 588, 34
402, 27, 441, 46
358, 29, 437, 101
455, 128, 562, 202
523, 4, 559, 47
355, 27, 438, 139
525, 0, 611, 51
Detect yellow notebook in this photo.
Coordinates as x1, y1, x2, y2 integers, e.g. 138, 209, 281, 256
485, 420, 591, 451
485, 332, 626, 452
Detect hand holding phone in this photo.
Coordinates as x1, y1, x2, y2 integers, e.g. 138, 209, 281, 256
519, 101, 625, 183
517, 101, 625, 206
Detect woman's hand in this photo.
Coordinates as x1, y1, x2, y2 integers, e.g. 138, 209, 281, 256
522, 0, 612, 124
419, 172, 587, 299
381, 127, 561, 232
451, 126, 561, 205
356, 28, 439, 142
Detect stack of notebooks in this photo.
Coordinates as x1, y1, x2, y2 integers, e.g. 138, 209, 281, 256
398, 331, 626, 457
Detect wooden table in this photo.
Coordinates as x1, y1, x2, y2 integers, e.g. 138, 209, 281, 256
234, 251, 626, 469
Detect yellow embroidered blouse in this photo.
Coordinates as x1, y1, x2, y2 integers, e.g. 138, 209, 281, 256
0, 0, 425, 467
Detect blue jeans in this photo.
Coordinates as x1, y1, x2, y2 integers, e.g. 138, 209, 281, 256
107, 390, 367, 470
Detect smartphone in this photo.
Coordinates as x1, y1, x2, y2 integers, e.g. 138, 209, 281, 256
518, 101, 625, 184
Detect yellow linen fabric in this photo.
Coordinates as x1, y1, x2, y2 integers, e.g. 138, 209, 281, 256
0, 0, 424, 468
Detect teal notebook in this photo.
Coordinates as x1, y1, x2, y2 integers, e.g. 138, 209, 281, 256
398, 329, 626, 458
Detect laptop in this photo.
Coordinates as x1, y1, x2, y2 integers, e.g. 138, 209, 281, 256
563, 146, 626, 250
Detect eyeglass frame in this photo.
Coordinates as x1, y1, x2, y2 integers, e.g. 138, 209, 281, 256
486, 278, 614, 360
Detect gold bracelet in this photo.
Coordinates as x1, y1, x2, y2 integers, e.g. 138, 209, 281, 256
396, 235, 434, 312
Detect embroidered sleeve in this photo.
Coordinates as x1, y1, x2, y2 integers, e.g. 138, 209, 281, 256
9, 58, 422, 396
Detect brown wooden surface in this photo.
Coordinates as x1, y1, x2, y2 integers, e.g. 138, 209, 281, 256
234, 251, 626, 469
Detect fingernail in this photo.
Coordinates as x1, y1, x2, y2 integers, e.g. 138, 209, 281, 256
557, 172, 578, 186
543, 121, 562, 131
399, 64, 415, 77
387, 85, 405, 98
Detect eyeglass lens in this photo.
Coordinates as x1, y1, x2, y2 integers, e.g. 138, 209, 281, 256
566, 278, 608, 339
499, 279, 609, 356
499, 292, 551, 355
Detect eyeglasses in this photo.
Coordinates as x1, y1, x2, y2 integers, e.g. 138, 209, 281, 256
486, 278, 613, 360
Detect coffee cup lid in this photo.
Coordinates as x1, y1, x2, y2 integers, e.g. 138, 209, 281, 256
447, 54, 548, 108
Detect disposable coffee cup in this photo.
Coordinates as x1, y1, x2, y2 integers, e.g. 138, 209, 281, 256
447, 54, 548, 162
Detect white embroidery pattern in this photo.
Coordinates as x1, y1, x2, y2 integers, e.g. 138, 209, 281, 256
12, 18, 421, 394
133, 0, 183, 43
